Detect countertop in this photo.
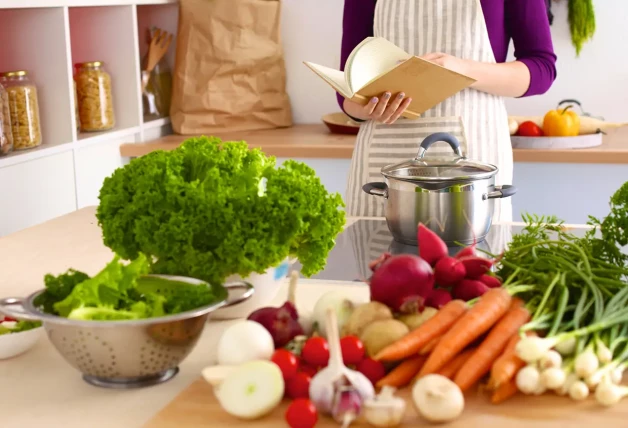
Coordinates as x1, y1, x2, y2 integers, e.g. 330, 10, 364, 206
119, 123, 628, 164
0, 208, 588, 427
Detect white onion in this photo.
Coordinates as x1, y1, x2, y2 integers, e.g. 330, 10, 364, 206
515, 337, 555, 363
216, 321, 275, 366
554, 336, 577, 356
575, 350, 599, 378
516, 365, 541, 394
539, 350, 563, 370
568, 381, 589, 401
541, 367, 566, 390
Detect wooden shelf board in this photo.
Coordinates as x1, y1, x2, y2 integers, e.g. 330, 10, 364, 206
0, 0, 176, 9
142, 117, 171, 130
119, 124, 628, 164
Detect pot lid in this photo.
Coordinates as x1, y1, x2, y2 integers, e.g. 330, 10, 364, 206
381, 132, 498, 181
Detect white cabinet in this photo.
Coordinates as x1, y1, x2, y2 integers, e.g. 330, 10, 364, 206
0, 152, 77, 236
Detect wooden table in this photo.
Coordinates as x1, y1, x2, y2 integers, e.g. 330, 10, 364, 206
119, 124, 628, 164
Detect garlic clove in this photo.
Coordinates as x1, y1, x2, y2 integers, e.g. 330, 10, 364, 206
364, 386, 406, 427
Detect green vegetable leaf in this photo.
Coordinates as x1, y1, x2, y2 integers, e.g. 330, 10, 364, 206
96, 136, 345, 284
34, 269, 90, 314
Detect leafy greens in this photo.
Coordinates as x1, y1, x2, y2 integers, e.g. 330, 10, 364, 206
96, 136, 346, 284
35, 254, 226, 321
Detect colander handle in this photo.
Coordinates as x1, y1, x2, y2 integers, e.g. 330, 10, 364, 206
0, 297, 41, 321
415, 132, 463, 160
222, 281, 255, 308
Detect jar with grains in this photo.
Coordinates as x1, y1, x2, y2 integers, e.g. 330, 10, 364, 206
73, 80, 80, 131
0, 82, 13, 156
1, 71, 42, 151
75, 61, 115, 132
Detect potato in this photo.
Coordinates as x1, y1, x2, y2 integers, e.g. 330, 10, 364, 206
397, 307, 439, 331
342, 301, 393, 338
360, 319, 410, 357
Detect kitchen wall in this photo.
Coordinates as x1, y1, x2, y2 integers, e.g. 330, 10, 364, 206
282, 0, 628, 123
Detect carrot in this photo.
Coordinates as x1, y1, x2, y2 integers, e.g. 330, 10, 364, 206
374, 299, 467, 362
453, 298, 530, 391
419, 336, 441, 355
488, 331, 535, 390
435, 347, 475, 379
376, 355, 427, 388
418, 287, 512, 376
490, 378, 519, 404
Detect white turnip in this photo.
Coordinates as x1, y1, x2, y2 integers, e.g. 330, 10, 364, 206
412, 374, 464, 423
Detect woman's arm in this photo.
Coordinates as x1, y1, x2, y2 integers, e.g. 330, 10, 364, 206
337, 0, 376, 119
423, 0, 557, 98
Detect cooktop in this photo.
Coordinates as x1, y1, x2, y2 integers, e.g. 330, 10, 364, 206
303, 219, 591, 282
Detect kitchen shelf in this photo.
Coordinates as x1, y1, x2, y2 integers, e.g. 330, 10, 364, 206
0, 0, 178, 237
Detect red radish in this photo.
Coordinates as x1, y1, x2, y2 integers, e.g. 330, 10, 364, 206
369, 254, 435, 314
459, 256, 493, 279
426, 289, 453, 309
434, 256, 466, 287
417, 223, 448, 266
454, 245, 476, 259
368, 252, 392, 272
479, 274, 502, 289
452, 279, 489, 301
248, 272, 304, 347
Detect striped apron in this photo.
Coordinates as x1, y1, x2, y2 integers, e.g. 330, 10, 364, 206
344, 0, 514, 267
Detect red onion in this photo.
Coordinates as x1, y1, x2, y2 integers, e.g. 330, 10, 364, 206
369, 254, 435, 314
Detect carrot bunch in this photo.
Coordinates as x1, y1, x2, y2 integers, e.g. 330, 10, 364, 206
373, 287, 532, 403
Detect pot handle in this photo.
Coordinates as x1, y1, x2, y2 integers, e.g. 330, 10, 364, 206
415, 132, 463, 160
0, 297, 41, 321
362, 182, 388, 198
222, 281, 255, 308
484, 185, 517, 200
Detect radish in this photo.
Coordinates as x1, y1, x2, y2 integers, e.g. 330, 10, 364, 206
452, 279, 489, 301
369, 254, 435, 314
434, 257, 466, 287
417, 223, 448, 266
459, 257, 493, 279
369, 252, 392, 272
425, 289, 452, 309
454, 245, 476, 259
478, 274, 502, 289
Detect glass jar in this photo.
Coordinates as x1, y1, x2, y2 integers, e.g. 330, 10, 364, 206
1, 71, 42, 151
73, 80, 80, 131
141, 28, 173, 120
75, 61, 115, 132
0, 82, 13, 156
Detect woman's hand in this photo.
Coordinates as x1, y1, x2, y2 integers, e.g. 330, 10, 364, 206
343, 92, 412, 124
421, 52, 471, 76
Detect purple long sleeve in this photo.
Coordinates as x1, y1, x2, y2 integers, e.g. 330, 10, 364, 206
337, 0, 557, 112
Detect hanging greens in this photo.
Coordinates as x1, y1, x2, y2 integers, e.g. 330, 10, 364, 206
568, 0, 596, 56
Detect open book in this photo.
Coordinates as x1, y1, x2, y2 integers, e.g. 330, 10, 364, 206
304, 37, 475, 119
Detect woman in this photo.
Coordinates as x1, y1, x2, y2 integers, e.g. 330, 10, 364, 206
340, 0, 557, 222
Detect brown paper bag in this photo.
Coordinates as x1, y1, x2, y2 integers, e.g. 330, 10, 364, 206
171, 0, 293, 134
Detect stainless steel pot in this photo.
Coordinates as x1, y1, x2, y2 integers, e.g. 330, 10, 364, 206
362, 132, 516, 245
0, 276, 254, 389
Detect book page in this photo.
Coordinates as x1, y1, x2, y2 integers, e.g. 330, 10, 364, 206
345, 37, 411, 93
303, 62, 352, 98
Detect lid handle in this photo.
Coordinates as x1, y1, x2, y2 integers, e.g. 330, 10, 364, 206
415, 132, 463, 160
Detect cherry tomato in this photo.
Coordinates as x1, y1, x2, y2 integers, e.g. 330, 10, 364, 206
286, 372, 312, 399
2, 316, 16, 323
301, 337, 330, 367
285, 398, 318, 428
357, 358, 387, 386
271, 349, 298, 381
298, 360, 319, 377
516, 120, 544, 137
340, 336, 365, 365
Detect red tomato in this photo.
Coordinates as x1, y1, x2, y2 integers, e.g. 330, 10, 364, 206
357, 358, 387, 386
271, 349, 298, 381
301, 337, 330, 367
2, 316, 16, 322
286, 372, 312, 399
340, 336, 365, 366
516, 121, 544, 137
298, 361, 319, 377
285, 398, 318, 428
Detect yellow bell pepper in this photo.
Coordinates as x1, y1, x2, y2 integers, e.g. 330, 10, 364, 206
543, 106, 580, 137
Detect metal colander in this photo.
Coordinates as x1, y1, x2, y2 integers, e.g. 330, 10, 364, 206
0, 275, 253, 389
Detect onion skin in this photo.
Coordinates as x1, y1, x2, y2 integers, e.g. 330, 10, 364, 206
369, 254, 435, 314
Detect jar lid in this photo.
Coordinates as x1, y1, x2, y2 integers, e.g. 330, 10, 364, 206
77, 61, 104, 68
1, 71, 28, 78
380, 132, 498, 181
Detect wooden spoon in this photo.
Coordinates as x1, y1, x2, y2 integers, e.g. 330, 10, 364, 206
141, 28, 173, 91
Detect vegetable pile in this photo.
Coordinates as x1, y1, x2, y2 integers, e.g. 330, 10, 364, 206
34, 254, 226, 320
96, 136, 345, 285
0, 317, 41, 336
